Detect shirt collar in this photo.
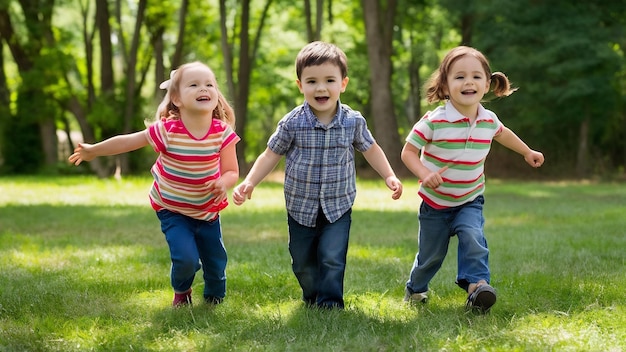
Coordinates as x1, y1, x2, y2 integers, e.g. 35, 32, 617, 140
444, 101, 490, 122
303, 101, 343, 129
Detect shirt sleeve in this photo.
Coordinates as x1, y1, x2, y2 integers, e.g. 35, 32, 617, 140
352, 112, 375, 153
146, 120, 168, 153
267, 113, 295, 156
405, 115, 433, 150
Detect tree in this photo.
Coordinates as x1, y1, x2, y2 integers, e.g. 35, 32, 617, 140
219, 0, 274, 170
360, 0, 406, 174
0, 0, 59, 173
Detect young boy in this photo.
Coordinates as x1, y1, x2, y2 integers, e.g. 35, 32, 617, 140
233, 41, 403, 309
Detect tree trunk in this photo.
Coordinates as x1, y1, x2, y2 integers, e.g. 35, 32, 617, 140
575, 118, 590, 178
360, 0, 407, 175
220, 0, 273, 171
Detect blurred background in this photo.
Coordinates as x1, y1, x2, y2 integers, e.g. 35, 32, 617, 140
0, 0, 623, 180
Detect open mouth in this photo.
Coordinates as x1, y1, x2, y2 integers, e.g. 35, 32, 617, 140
197, 96, 210, 101
315, 96, 329, 103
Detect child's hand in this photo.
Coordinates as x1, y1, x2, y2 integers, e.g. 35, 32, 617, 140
385, 176, 403, 200
232, 182, 254, 206
525, 151, 544, 168
68, 143, 95, 165
421, 166, 448, 189
206, 179, 227, 204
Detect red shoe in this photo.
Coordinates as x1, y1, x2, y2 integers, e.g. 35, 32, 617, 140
173, 289, 192, 307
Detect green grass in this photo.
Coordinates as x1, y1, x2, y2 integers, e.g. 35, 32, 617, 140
1, 176, 625, 351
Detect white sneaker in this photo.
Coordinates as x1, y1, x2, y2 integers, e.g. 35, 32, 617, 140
404, 288, 428, 303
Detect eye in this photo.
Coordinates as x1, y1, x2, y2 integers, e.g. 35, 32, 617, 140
306, 79, 316, 84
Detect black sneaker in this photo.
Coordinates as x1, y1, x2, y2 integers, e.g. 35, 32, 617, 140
466, 284, 496, 313
205, 296, 223, 305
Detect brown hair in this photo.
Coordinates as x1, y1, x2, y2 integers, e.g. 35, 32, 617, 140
154, 62, 236, 128
424, 46, 517, 104
295, 41, 348, 80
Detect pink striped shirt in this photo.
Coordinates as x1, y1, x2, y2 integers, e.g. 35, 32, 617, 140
405, 101, 503, 209
146, 118, 240, 220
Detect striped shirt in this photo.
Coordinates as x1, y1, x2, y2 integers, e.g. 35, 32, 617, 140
405, 101, 503, 209
146, 118, 240, 220
268, 102, 374, 227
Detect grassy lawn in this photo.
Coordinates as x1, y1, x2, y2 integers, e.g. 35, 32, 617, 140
0, 175, 624, 351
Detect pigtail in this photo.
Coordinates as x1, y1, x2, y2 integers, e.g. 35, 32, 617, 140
490, 72, 518, 97
424, 71, 448, 104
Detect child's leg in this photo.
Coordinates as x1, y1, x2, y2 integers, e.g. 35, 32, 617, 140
406, 202, 453, 295
157, 210, 202, 294
453, 196, 490, 291
315, 209, 351, 309
196, 216, 227, 302
287, 214, 320, 306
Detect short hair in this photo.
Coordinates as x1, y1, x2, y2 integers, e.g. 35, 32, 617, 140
295, 41, 348, 80
424, 46, 517, 104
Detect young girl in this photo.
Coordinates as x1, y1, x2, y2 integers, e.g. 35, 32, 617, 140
69, 62, 240, 307
402, 46, 544, 312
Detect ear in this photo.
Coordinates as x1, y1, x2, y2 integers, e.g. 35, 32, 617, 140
171, 94, 181, 107
340, 76, 349, 93
296, 79, 304, 93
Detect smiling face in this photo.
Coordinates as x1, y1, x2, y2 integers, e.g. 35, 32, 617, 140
444, 55, 491, 118
173, 65, 219, 115
296, 62, 349, 121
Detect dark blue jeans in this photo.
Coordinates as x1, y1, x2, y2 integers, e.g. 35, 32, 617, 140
156, 210, 227, 300
287, 208, 352, 309
406, 196, 490, 294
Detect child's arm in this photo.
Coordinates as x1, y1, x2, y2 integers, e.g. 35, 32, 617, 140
207, 143, 240, 204
68, 130, 149, 165
362, 143, 403, 200
232, 147, 282, 205
494, 127, 544, 168
401, 143, 447, 189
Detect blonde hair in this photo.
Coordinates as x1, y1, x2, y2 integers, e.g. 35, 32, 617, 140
154, 61, 236, 128
424, 46, 517, 104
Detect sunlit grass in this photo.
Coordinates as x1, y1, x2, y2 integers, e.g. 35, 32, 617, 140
1, 175, 625, 351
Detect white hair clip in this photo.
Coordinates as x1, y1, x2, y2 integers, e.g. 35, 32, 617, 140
159, 70, 176, 90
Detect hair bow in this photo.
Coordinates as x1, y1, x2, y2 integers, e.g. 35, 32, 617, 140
159, 70, 176, 90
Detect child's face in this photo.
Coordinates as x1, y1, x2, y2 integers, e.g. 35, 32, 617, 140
444, 55, 490, 117
297, 62, 348, 120
173, 65, 219, 116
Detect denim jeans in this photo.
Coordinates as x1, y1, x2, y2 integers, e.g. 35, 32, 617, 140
156, 210, 227, 300
406, 195, 489, 294
287, 208, 352, 309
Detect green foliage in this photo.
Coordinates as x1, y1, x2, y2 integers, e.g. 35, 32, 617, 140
0, 176, 625, 350
473, 0, 625, 174
0, 0, 624, 178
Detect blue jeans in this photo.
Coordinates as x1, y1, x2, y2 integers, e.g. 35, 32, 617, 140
406, 195, 489, 294
287, 208, 351, 309
156, 210, 227, 300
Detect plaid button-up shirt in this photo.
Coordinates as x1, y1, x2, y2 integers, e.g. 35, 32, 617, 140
268, 101, 375, 227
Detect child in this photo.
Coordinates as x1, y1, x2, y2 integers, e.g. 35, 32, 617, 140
69, 62, 240, 307
402, 46, 544, 313
232, 41, 403, 309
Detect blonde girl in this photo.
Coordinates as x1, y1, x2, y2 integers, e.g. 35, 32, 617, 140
69, 62, 240, 306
